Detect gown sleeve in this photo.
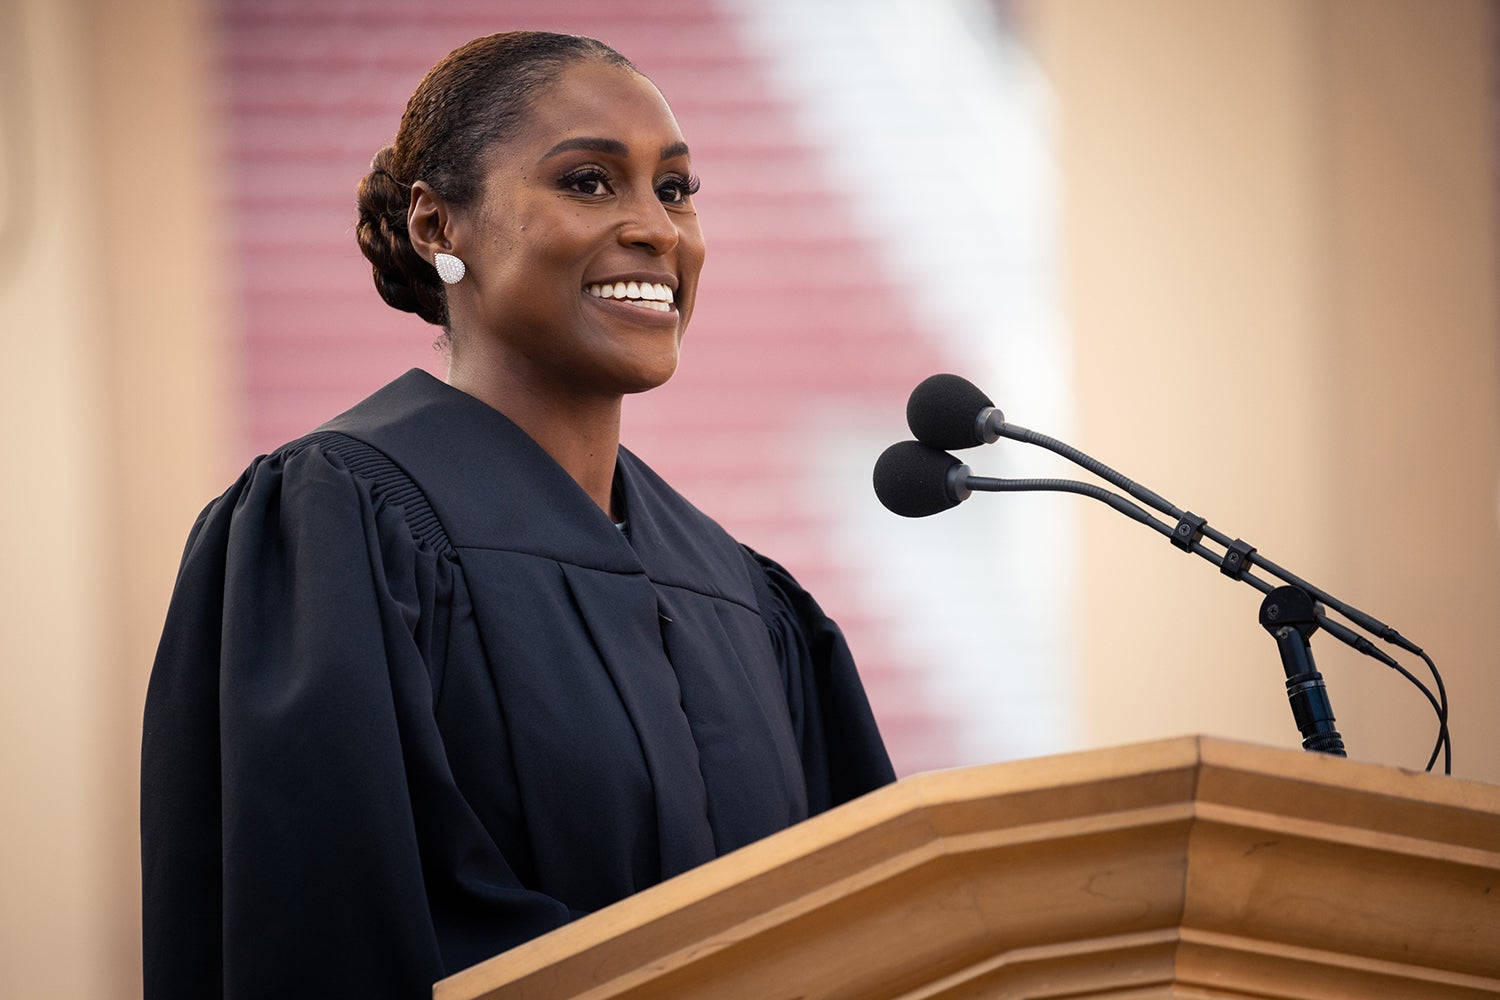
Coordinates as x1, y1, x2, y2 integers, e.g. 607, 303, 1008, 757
141, 443, 571, 1000
743, 549, 898, 814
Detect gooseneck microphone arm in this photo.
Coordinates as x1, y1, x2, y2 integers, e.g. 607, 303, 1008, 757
977, 419, 1450, 773
990, 417, 1425, 658
895, 454, 1396, 644
891, 374, 1451, 773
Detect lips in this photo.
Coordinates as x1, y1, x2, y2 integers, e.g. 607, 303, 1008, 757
585, 280, 676, 312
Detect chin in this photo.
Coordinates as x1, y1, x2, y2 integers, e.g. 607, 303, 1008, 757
622, 364, 678, 396
616, 343, 681, 395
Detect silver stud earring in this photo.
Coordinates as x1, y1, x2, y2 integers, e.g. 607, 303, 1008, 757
434, 252, 466, 285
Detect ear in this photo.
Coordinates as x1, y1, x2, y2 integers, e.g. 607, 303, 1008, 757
407, 181, 458, 263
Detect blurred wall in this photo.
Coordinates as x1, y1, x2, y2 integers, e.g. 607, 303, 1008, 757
0, 0, 224, 994
1, 1, 1496, 997
1024, 0, 1500, 779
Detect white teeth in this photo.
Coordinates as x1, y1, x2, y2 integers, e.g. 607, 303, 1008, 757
585, 282, 676, 309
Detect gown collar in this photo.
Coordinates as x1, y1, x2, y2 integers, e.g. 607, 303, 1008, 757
319, 370, 757, 609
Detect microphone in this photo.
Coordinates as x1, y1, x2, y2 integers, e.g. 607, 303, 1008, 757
905, 373, 1003, 449
872, 441, 971, 517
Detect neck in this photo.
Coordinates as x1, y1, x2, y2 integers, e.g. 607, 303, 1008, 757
446, 358, 624, 520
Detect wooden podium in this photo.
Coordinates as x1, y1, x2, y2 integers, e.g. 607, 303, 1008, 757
436, 736, 1500, 999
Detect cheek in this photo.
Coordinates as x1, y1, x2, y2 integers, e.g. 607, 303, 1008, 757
679, 225, 707, 283
484, 227, 582, 297
537, 212, 609, 272
681, 212, 706, 253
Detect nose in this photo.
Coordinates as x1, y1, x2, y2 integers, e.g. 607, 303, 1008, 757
618, 190, 680, 256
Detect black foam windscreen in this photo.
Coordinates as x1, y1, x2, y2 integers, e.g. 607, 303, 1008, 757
906, 373, 994, 450
873, 440, 964, 517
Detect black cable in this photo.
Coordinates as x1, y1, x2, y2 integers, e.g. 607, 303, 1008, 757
1419, 648, 1451, 773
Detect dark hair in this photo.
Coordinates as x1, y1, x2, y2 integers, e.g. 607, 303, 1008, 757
355, 32, 635, 328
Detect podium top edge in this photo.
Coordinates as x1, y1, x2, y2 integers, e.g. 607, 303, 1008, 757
904, 734, 1495, 806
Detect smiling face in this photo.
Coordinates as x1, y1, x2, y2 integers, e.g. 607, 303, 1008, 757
436, 59, 706, 404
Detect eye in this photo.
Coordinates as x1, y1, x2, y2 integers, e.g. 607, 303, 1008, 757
657, 173, 701, 205
560, 167, 612, 196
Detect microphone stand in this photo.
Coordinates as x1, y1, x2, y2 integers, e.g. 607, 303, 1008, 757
1259, 585, 1347, 757
968, 416, 1449, 772
952, 469, 1448, 767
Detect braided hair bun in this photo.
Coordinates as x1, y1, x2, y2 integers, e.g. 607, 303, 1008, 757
355, 146, 448, 326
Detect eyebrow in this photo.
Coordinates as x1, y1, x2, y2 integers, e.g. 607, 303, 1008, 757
539, 137, 691, 162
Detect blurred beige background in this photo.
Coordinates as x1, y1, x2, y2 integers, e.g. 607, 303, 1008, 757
3, 0, 1496, 995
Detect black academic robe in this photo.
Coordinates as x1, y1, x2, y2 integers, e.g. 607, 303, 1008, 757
141, 370, 894, 999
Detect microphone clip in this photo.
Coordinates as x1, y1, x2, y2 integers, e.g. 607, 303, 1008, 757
1170, 511, 1207, 552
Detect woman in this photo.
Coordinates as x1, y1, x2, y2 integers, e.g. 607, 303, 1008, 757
141, 30, 893, 999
